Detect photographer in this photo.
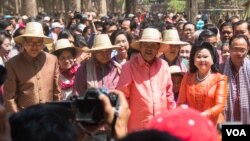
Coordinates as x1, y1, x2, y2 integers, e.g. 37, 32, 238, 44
8, 89, 130, 141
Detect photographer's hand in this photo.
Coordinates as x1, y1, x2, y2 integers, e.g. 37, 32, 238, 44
99, 89, 130, 139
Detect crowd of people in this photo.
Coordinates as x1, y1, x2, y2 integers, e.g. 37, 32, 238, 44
0, 10, 250, 141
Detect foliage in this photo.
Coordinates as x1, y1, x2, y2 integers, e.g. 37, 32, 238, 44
167, 0, 186, 12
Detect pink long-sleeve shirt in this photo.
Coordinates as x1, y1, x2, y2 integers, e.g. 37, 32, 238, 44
117, 54, 176, 132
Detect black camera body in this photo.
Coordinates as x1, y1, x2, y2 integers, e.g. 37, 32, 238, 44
47, 87, 119, 125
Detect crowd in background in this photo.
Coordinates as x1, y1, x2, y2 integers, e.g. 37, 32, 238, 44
0, 9, 250, 141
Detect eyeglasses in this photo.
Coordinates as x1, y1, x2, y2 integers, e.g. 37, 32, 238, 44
25, 40, 43, 47
230, 47, 247, 53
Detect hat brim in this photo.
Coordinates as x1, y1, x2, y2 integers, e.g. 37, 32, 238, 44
85, 45, 120, 53
171, 72, 185, 76
159, 41, 189, 52
131, 39, 162, 50
52, 47, 83, 56
14, 34, 54, 44
161, 41, 189, 45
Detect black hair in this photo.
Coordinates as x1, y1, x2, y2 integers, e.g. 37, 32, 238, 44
189, 42, 220, 73
198, 29, 216, 43
118, 129, 181, 141
183, 22, 195, 31
110, 29, 131, 45
13, 27, 25, 39
130, 20, 138, 31
221, 40, 230, 50
233, 20, 250, 31
203, 24, 218, 36
0, 30, 11, 45
58, 30, 74, 40
219, 21, 233, 32
229, 34, 250, 48
9, 103, 78, 141
54, 47, 77, 59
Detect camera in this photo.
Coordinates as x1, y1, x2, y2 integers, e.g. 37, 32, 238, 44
47, 87, 119, 125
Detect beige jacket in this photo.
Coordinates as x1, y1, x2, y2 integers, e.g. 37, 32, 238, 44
3, 51, 61, 112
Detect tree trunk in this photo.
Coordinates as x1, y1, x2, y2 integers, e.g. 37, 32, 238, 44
22, 0, 37, 17
69, 0, 80, 12
87, 0, 92, 11
15, 0, 19, 14
204, 0, 209, 9
98, 0, 107, 17
185, 0, 197, 23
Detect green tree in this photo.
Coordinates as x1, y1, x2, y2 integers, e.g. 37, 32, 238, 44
167, 0, 186, 13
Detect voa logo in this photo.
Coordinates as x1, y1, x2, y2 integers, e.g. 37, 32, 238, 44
226, 129, 247, 136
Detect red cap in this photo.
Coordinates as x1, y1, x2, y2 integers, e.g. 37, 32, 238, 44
147, 105, 218, 141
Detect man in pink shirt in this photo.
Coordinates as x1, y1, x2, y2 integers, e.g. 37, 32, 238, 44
116, 28, 176, 132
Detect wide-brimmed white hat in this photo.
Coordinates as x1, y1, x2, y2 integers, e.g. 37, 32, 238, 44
159, 29, 189, 52
161, 29, 189, 45
169, 65, 185, 76
131, 28, 162, 50
14, 22, 53, 44
51, 22, 63, 29
86, 34, 120, 52
52, 39, 82, 56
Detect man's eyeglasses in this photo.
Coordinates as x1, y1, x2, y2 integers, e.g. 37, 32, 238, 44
25, 40, 43, 47
230, 47, 247, 53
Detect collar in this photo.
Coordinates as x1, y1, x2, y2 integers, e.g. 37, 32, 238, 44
230, 58, 244, 73
22, 50, 45, 63
94, 58, 114, 70
137, 53, 157, 67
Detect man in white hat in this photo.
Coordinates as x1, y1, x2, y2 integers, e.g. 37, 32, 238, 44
73, 34, 121, 96
159, 29, 189, 72
116, 28, 176, 132
3, 22, 61, 113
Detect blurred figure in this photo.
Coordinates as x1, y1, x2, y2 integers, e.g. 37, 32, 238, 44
183, 23, 196, 44
221, 40, 230, 63
148, 105, 218, 141
233, 21, 250, 38
0, 65, 7, 104
179, 43, 192, 60
0, 31, 12, 66
169, 65, 184, 101
9, 89, 130, 141
119, 129, 181, 141
219, 22, 233, 43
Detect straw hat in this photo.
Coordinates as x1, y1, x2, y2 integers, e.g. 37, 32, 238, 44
52, 39, 81, 56
86, 34, 120, 52
131, 28, 162, 50
14, 22, 53, 44
161, 29, 189, 46
169, 65, 185, 76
